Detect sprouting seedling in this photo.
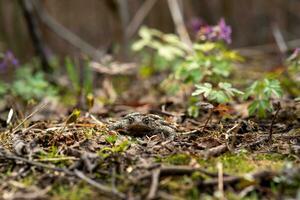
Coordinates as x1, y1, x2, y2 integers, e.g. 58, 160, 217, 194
60, 109, 81, 133
192, 82, 243, 130
86, 93, 94, 111
244, 78, 283, 118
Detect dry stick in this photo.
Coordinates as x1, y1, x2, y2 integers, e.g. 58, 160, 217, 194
12, 103, 48, 133
74, 170, 126, 200
31, 0, 104, 61
268, 103, 281, 142
18, 0, 51, 72
0, 151, 74, 176
202, 109, 213, 132
125, 0, 158, 39
202, 170, 276, 187
225, 122, 241, 151
136, 165, 220, 182
146, 168, 161, 200
1, 151, 124, 199
167, 0, 193, 52
205, 144, 228, 158
272, 23, 288, 56
217, 162, 224, 200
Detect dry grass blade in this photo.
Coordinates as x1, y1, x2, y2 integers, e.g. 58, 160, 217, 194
12, 102, 48, 133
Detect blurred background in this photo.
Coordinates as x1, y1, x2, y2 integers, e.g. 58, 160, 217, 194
1, 0, 300, 62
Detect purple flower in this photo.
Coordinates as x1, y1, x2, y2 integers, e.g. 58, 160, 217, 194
217, 18, 232, 44
196, 18, 232, 44
0, 50, 19, 72
198, 25, 214, 41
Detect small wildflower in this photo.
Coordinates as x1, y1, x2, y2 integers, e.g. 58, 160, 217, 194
196, 18, 232, 44
217, 18, 232, 44
0, 50, 19, 72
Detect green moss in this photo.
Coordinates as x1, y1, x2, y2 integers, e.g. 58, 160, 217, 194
197, 150, 289, 175
161, 153, 191, 165
50, 182, 93, 200
219, 151, 255, 174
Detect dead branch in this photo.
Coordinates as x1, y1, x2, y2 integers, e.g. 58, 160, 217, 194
31, 0, 104, 61
18, 0, 51, 72
0, 150, 74, 175
167, 0, 193, 51
125, 0, 158, 39
204, 144, 228, 158
146, 168, 161, 200
74, 169, 126, 199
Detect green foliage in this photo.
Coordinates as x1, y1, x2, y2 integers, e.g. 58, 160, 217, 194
0, 67, 57, 101
98, 140, 130, 159
65, 57, 93, 95
65, 57, 80, 92
105, 134, 118, 145
192, 82, 243, 104
132, 26, 189, 61
161, 153, 191, 165
51, 183, 92, 200
174, 43, 242, 85
244, 78, 283, 118
133, 26, 242, 118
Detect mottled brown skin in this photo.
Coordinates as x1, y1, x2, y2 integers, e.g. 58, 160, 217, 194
109, 112, 176, 136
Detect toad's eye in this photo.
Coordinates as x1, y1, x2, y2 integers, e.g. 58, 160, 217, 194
142, 117, 150, 124
127, 117, 134, 123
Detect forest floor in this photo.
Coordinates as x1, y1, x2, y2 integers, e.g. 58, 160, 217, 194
0, 56, 300, 200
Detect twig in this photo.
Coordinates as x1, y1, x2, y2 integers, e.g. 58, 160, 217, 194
269, 102, 281, 142
204, 144, 228, 158
12, 102, 48, 133
217, 162, 224, 200
202, 109, 213, 132
125, 0, 158, 39
242, 136, 269, 150
0, 150, 74, 175
74, 169, 126, 199
18, 0, 51, 72
202, 170, 275, 187
167, 0, 193, 51
32, 0, 104, 61
146, 168, 161, 200
272, 23, 288, 55
135, 165, 220, 182
225, 122, 241, 151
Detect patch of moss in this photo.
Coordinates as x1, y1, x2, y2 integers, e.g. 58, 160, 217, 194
161, 153, 191, 165
197, 150, 289, 175
50, 182, 93, 200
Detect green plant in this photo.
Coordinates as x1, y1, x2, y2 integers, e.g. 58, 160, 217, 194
65, 57, 93, 95
0, 67, 57, 101
98, 140, 130, 159
244, 78, 283, 118
133, 26, 242, 117
192, 82, 243, 104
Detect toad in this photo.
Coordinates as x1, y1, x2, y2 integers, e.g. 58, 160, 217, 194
108, 112, 177, 136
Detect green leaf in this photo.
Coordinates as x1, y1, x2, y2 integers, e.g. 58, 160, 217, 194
263, 79, 283, 98
65, 57, 80, 91
248, 100, 259, 116
132, 40, 147, 51
209, 90, 229, 103
105, 135, 118, 145
139, 26, 152, 41
218, 82, 244, 97
192, 83, 212, 97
